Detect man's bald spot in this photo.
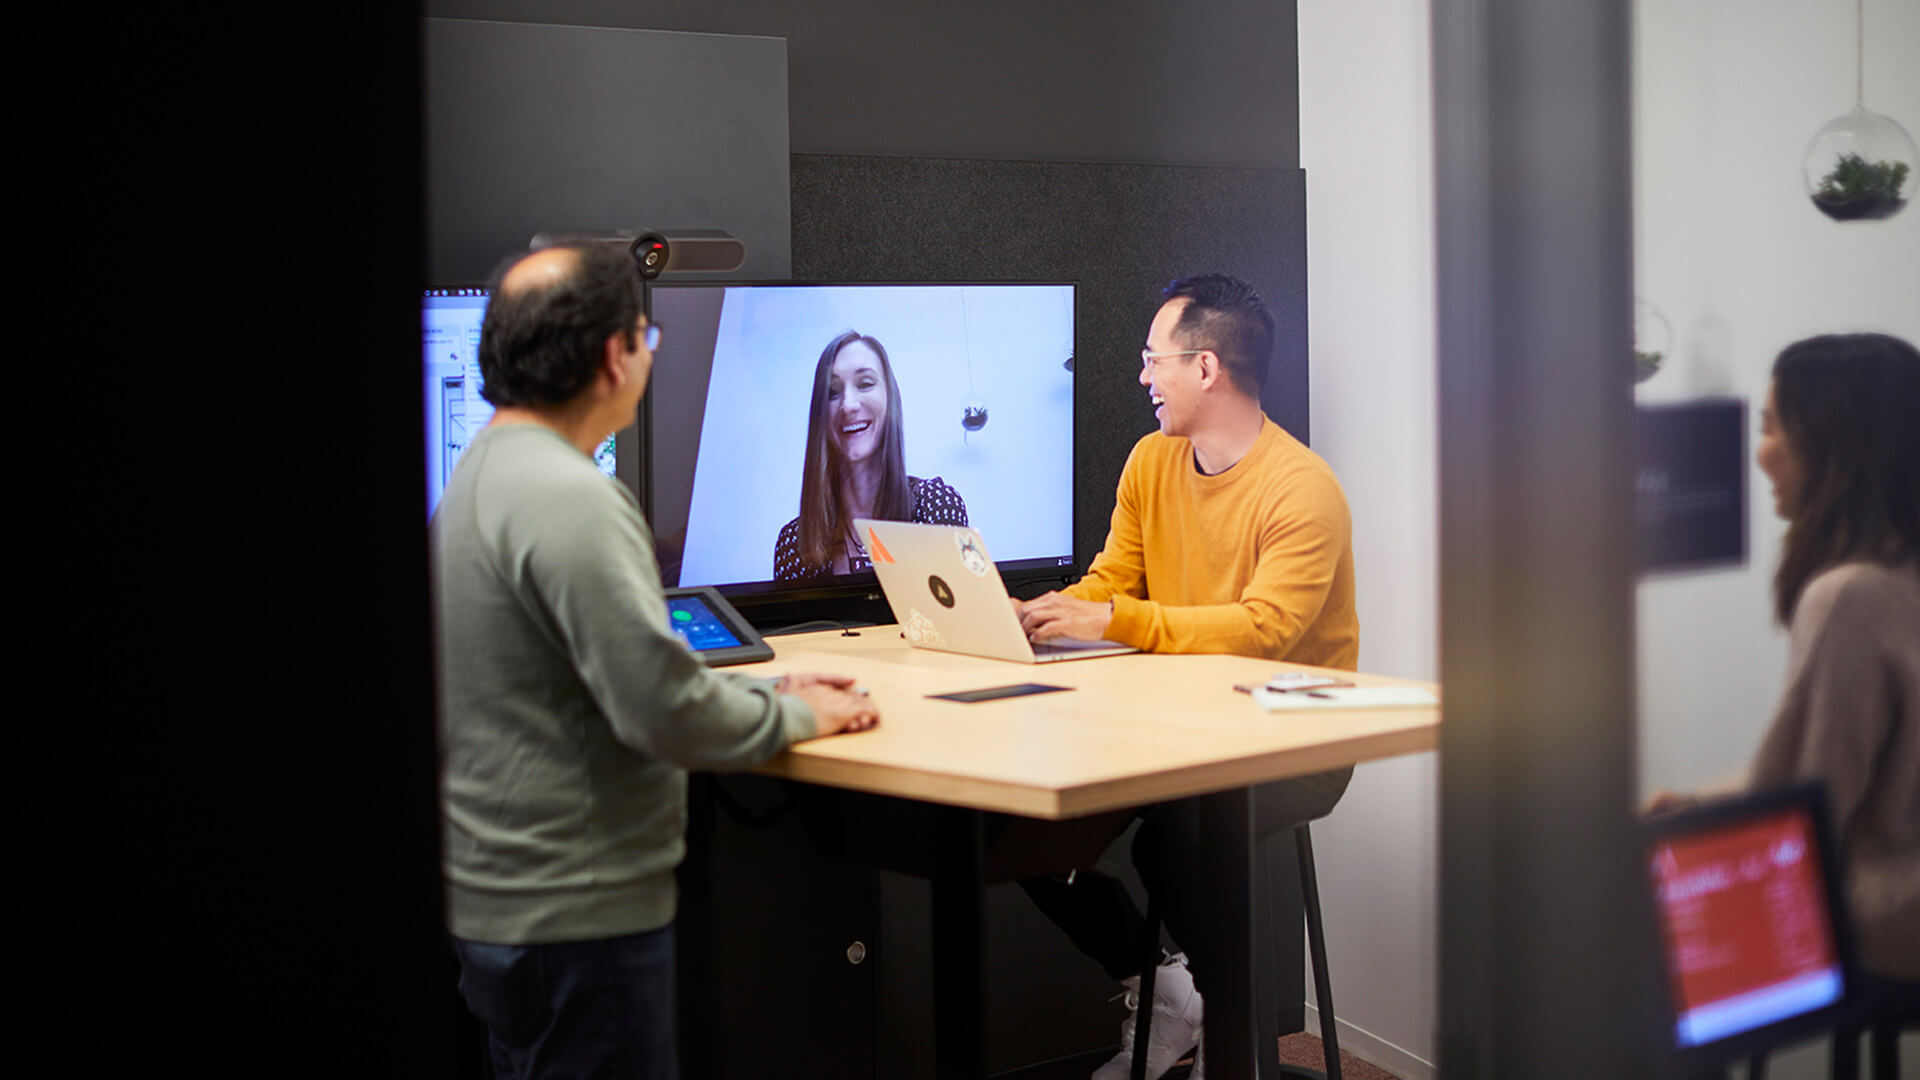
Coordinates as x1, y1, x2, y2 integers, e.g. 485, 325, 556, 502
500, 246, 582, 298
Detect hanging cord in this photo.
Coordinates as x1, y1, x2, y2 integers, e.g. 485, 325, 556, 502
960, 288, 977, 444
1063, 285, 1073, 368
1856, 0, 1865, 109
962, 288, 976, 399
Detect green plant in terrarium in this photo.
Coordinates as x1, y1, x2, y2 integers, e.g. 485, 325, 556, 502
1813, 152, 1911, 221
1633, 298, 1670, 386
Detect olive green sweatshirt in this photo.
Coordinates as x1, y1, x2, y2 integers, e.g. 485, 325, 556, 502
432, 423, 815, 945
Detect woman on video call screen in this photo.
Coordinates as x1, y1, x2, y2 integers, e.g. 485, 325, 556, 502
774, 330, 968, 579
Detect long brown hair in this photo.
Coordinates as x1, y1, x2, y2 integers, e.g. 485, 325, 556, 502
796, 331, 913, 571
1770, 333, 1920, 623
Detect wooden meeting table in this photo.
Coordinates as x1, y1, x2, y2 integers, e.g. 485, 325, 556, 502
736, 627, 1440, 1080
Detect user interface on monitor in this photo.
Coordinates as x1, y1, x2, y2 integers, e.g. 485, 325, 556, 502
422, 287, 617, 519
1647, 803, 1845, 1049
645, 282, 1077, 596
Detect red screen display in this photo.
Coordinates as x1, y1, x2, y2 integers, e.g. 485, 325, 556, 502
1648, 807, 1843, 1046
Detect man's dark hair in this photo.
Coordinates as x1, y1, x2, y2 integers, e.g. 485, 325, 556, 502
1161, 274, 1275, 398
478, 243, 645, 408
1770, 332, 1920, 623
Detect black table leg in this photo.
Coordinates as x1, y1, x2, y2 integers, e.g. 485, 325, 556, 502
1199, 786, 1282, 1080
931, 805, 988, 1079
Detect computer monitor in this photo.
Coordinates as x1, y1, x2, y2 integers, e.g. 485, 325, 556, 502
421, 286, 618, 518
1642, 781, 1857, 1073
644, 281, 1077, 607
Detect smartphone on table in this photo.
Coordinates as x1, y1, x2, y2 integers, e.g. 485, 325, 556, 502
1232, 672, 1355, 695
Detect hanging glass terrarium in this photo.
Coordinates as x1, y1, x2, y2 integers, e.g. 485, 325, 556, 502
1804, 0, 1917, 221
1806, 108, 1917, 221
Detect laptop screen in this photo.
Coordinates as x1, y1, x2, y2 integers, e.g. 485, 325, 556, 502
1646, 795, 1846, 1049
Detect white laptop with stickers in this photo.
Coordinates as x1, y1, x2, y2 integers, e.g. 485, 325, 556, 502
854, 519, 1138, 664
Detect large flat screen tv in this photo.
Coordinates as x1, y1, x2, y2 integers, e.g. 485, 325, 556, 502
644, 281, 1076, 608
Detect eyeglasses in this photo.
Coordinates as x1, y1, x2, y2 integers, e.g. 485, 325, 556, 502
1140, 348, 1206, 372
641, 323, 662, 351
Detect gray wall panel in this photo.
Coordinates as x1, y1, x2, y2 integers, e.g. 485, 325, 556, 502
425, 19, 791, 282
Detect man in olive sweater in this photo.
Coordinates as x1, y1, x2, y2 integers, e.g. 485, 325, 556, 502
1015, 275, 1359, 1080
433, 243, 878, 1079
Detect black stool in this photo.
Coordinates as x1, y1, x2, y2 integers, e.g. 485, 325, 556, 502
1130, 821, 1343, 1080
1746, 978, 1918, 1080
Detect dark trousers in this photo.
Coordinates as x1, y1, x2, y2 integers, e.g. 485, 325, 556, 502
451, 924, 679, 1080
1017, 768, 1353, 996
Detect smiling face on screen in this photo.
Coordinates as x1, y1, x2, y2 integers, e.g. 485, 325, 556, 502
828, 339, 890, 465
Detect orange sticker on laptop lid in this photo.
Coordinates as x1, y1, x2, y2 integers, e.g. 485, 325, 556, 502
866, 526, 896, 565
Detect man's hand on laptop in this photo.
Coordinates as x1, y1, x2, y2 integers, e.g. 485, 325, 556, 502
778, 672, 880, 736
1017, 590, 1114, 644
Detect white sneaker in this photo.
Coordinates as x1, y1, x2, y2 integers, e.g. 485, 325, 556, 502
1089, 952, 1204, 1080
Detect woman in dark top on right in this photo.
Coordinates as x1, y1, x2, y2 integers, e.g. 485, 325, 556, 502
1747, 333, 1919, 998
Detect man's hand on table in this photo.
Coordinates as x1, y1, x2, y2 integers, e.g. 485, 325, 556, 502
1013, 591, 1114, 644
777, 672, 880, 736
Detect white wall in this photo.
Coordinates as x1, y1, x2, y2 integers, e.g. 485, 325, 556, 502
1298, 3, 1440, 1077
1634, 1, 1919, 1073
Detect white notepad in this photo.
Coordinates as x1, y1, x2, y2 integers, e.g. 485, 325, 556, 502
1252, 686, 1440, 711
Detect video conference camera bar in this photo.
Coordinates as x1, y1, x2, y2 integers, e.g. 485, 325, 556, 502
528, 229, 746, 280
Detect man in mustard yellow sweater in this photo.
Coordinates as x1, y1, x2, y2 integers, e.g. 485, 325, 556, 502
1014, 274, 1358, 1080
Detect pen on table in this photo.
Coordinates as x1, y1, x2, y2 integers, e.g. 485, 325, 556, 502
1236, 684, 1339, 697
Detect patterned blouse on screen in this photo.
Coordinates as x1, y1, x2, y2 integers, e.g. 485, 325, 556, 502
772, 476, 968, 580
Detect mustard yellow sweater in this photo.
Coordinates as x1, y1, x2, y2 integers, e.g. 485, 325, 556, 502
1067, 418, 1359, 669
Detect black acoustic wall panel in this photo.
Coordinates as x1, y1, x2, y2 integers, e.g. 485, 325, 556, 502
791, 153, 1308, 569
